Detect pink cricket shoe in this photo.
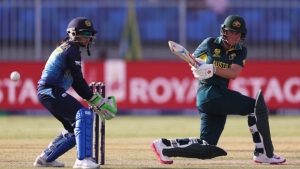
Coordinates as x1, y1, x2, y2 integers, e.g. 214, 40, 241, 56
254, 153, 286, 164
151, 139, 173, 164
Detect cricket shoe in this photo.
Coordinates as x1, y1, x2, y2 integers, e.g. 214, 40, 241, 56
253, 153, 286, 164
33, 155, 64, 167
73, 157, 100, 169
151, 139, 173, 164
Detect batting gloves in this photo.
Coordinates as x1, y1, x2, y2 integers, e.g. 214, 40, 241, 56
191, 64, 216, 80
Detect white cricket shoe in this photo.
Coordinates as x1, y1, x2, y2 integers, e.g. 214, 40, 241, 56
253, 153, 286, 164
151, 139, 173, 164
33, 155, 64, 167
73, 157, 100, 169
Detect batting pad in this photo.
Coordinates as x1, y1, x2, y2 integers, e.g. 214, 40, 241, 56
163, 143, 227, 159
46, 130, 76, 162
255, 90, 274, 158
75, 108, 94, 160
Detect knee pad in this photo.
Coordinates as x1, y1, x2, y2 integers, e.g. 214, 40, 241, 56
45, 130, 76, 162
74, 108, 94, 160
162, 138, 227, 159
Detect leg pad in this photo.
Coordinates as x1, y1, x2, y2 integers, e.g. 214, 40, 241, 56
163, 142, 227, 159
255, 90, 274, 158
75, 108, 94, 160
45, 130, 76, 162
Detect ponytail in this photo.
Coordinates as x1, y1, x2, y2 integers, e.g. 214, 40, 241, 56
56, 37, 70, 47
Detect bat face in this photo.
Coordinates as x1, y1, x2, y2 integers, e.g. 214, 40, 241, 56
168, 41, 200, 68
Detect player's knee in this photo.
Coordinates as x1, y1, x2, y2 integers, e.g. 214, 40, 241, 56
255, 90, 268, 115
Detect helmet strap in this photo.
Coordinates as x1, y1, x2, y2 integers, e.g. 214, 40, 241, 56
87, 44, 91, 56
222, 40, 232, 50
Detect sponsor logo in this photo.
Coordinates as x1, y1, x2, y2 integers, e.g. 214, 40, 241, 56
85, 111, 91, 115
1, 61, 300, 111
178, 49, 187, 56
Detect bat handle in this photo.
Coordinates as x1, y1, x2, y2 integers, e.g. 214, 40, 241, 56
189, 53, 202, 67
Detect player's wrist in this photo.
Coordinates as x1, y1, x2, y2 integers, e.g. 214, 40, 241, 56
212, 65, 216, 73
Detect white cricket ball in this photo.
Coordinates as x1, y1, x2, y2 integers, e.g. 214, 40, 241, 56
10, 71, 20, 81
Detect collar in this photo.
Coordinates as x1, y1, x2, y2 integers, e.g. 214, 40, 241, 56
214, 36, 242, 50
68, 39, 81, 49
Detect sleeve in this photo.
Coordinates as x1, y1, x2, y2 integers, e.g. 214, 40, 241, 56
192, 38, 210, 62
66, 50, 93, 100
232, 47, 247, 67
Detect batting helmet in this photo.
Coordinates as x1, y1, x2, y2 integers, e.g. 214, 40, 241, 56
220, 15, 247, 46
66, 17, 97, 56
221, 15, 247, 37
66, 17, 97, 34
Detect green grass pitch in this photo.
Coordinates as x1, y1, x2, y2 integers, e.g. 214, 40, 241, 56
0, 115, 299, 169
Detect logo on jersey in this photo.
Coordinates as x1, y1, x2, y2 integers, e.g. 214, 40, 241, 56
213, 48, 221, 58
75, 61, 81, 66
64, 70, 71, 78
232, 21, 241, 28
62, 93, 67, 97
229, 53, 236, 60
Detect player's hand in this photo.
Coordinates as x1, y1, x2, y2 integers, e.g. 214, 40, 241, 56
92, 105, 116, 120
86, 93, 117, 120
191, 64, 215, 79
95, 96, 117, 120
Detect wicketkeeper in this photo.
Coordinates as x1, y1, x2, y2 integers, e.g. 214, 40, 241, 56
151, 15, 286, 165
33, 17, 117, 169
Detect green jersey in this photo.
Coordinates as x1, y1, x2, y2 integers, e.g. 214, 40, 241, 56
193, 36, 247, 105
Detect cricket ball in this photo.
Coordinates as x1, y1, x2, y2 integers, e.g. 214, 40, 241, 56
10, 71, 20, 82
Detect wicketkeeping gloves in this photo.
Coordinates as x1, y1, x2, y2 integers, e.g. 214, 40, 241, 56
191, 64, 216, 79
86, 92, 117, 120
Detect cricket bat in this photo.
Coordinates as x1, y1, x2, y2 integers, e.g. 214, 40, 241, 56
168, 40, 201, 68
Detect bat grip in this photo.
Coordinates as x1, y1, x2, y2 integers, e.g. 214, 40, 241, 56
189, 53, 201, 67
